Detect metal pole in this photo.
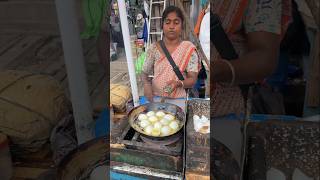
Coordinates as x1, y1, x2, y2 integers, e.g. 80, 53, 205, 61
55, 0, 94, 144
118, 0, 140, 107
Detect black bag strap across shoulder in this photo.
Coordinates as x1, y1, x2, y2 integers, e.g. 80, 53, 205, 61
211, 12, 251, 99
159, 40, 185, 81
211, 13, 239, 60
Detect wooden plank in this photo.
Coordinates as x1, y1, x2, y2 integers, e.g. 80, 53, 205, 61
12, 167, 51, 179
60, 64, 105, 106
110, 61, 128, 72
43, 56, 65, 75
0, 35, 46, 70
91, 77, 107, 109
60, 61, 105, 101
8, 35, 51, 69
0, 33, 24, 54
46, 38, 98, 87
14, 36, 64, 73
54, 68, 68, 82
306, 32, 320, 107
50, 41, 95, 77
111, 72, 127, 84
0, 34, 25, 63
44, 39, 99, 102
304, 0, 320, 29
87, 62, 105, 95
185, 171, 210, 180
82, 38, 97, 57
84, 40, 99, 64
44, 38, 96, 76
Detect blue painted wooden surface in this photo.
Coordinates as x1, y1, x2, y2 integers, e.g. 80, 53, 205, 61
94, 108, 109, 137
110, 171, 147, 180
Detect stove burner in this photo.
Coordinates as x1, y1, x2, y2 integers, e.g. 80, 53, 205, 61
119, 125, 183, 156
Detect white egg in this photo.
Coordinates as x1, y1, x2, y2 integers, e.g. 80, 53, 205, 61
160, 118, 170, 125
201, 115, 209, 121
164, 114, 175, 121
146, 111, 155, 117
169, 120, 179, 131
145, 125, 153, 135
151, 128, 161, 136
156, 111, 165, 118
148, 116, 158, 123
140, 119, 150, 128
161, 126, 171, 136
193, 115, 200, 121
153, 122, 162, 129
138, 114, 148, 121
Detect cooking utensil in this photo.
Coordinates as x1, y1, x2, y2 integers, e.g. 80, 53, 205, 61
128, 102, 185, 140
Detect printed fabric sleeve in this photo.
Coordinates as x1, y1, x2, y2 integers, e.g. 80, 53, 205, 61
244, 0, 282, 35
186, 50, 200, 73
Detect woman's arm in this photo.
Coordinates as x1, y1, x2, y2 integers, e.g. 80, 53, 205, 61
142, 72, 154, 102
166, 71, 198, 89
212, 0, 285, 85
166, 50, 200, 89
182, 72, 198, 88
212, 31, 281, 85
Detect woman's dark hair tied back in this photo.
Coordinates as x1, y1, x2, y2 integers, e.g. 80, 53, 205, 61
161, 6, 184, 27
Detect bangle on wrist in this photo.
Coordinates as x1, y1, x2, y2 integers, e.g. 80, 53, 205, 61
222, 60, 235, 86
178, 80, 184, 88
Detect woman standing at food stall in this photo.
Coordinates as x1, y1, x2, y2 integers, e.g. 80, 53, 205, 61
142, 6, 201, 102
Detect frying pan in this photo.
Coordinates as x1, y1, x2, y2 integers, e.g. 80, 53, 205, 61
128, 102, 186, 140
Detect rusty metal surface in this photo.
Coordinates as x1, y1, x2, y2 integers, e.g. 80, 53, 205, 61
110, 147, 183, 172
185, 99, 210, 175
246, 120, 320, 179
213, 138, 241, 180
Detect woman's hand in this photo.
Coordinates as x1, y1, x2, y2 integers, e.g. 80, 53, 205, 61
166, 80, 183, 92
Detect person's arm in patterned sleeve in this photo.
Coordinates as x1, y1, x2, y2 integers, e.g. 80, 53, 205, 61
183, 50, 200, 88
212, 0, 284, 85
166, 50, 200, 90
142, 44, 156, 102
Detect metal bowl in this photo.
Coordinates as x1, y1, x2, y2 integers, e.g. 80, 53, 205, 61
128, 102, 185, 140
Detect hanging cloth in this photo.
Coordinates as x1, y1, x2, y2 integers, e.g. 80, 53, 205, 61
194, 9, 206, 37
81, 0, 107, 39
142, 18, 148, 43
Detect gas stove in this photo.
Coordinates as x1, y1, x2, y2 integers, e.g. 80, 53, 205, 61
118, 124, 184, 156
110, 120, 184, 179
110, 99, 210, 179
